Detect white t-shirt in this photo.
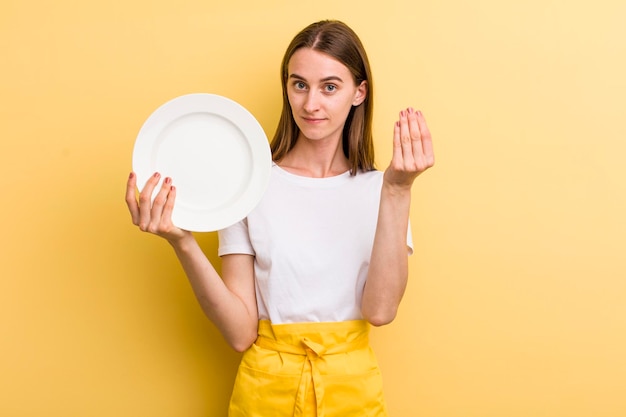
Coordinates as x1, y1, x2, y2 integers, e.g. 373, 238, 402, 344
218, 164, 413, 324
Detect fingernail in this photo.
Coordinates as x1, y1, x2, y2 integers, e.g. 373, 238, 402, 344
408, 107, 414, 114
164, 177, 171, 185
129, 172, 134, 179
153, 172, 160, 178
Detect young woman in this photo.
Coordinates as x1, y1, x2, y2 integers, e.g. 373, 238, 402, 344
126, 20, 434, 417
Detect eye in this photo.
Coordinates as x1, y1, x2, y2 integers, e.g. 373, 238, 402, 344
294, 81, 307, 90
324, 84, 337, 93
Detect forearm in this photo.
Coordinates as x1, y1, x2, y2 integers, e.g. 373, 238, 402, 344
170, 236, 257, 351
361, 183, 411, 326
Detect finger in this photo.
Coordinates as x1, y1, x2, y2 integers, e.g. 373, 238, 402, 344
125, 172, 140, 225
392, 119, 403, 165
416, 110, 435, 167
148, 177, 172, 233
399, 109, 416, 165
137, 172, 161, 231
407, 107, 424, 161
161, 184, 177, 229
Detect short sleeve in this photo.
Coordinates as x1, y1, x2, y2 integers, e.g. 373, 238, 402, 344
217, 218, 255, 257
407, 219, 414, 256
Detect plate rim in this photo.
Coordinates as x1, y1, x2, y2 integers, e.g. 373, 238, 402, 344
132, 93, 271, 232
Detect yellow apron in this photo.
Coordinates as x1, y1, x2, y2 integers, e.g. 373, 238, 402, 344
228, 320, 388, 417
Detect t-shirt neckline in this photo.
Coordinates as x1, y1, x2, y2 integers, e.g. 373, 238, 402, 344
272, 163, 352, 187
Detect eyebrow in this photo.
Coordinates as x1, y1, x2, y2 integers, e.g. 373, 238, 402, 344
289, 73, 345, 83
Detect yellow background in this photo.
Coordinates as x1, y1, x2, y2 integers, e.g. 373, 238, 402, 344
2, 0, 625, 416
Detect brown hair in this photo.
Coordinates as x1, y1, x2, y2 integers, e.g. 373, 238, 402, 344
270, 20, 375, 175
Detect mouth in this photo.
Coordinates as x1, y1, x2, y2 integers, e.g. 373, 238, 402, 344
302, 117, 326, 124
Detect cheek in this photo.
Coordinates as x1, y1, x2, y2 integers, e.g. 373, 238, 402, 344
287, 91, 301, 111
331, 97, 356, 118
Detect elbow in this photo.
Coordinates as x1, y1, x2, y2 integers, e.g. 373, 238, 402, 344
362, 307, 398, 327
222, 326, 258, 353
231, 340, 254, 353
227, 328, 258, 353
229, 334, 256, 353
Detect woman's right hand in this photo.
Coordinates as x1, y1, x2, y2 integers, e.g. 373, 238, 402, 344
125, 172, 191, 243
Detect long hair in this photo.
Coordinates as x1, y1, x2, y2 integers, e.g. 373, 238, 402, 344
270, 20, 375, 175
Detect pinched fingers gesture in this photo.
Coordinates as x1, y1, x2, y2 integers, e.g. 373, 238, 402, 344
384, 107, 435, 189
125, 172, 189, 242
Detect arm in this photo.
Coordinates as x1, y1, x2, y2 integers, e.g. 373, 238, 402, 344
361, 107, 434, 326
125, 172, 258, 352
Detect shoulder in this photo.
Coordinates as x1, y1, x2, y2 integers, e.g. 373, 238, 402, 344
353, 168, 383, 184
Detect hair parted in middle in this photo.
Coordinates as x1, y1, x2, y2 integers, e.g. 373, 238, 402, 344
270, 20, 375, 175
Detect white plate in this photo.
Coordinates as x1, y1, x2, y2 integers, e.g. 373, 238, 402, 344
133, 93, 271, 232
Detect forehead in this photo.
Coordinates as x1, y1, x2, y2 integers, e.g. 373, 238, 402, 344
287, 48, 351, 80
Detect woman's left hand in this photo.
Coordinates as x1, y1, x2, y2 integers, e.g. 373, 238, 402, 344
383, 107, 435, 190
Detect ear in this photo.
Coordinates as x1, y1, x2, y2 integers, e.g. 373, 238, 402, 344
352, 80, 368, 106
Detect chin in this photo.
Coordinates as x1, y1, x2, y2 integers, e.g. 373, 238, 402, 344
300, 132, 329, 142
295, 127, 321, 140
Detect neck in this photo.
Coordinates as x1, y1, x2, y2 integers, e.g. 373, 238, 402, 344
277, 134, 349, 178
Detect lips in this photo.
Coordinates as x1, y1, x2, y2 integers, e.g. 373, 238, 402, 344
302, 117, 326, 124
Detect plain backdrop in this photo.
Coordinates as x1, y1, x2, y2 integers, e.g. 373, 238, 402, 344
1, 0, 625, 416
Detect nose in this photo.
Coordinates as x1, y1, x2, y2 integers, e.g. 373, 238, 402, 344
303, 91, 320, 113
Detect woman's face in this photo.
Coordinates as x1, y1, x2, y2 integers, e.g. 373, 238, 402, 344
286, 48, 366, 145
